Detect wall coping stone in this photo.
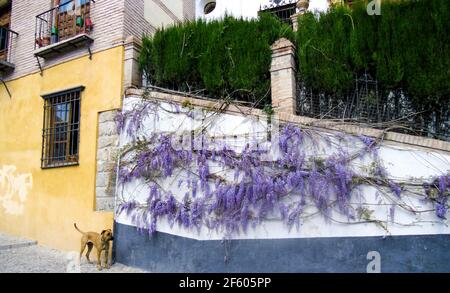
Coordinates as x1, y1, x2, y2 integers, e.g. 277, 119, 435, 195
124, 88, 450, 154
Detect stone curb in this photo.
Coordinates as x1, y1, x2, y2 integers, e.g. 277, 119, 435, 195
0, 240, 38, 251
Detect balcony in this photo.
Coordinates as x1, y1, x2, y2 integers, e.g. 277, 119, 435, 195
259, 0, 297, 26
0, 26, 18, 72
34, 0, 95, 59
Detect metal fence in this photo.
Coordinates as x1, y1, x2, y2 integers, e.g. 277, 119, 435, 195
296, 74, 450, 141
259, 0, 297, 25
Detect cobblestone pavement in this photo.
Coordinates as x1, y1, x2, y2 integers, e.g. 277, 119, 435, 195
0, 233, 145, 273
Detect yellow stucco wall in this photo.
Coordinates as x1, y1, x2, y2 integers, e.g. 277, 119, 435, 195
0, 46, 124, 252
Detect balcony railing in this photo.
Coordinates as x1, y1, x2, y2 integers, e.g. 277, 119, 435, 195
0, 26, 18, 71
35, 0, 95, 51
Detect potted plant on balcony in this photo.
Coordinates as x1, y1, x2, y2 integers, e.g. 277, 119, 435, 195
51, 26, 59, 44
75, 5, 83, 28
40, 36, 50, 47
84, 17, 93, 33
76, 15, 84, 27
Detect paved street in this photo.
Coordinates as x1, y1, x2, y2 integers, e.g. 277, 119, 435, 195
0, 233, 145, 273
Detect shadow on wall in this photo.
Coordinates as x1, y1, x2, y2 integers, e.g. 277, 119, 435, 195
0, 165, 33, 216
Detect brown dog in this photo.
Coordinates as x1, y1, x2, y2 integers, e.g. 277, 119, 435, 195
74, 223, 114, 270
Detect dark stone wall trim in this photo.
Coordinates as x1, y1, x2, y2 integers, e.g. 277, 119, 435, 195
113, 221, 450, 273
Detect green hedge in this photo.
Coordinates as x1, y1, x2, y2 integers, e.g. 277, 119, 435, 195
296, 0, 450, 109
140, 0, 449, 111
139, 14, 294, 106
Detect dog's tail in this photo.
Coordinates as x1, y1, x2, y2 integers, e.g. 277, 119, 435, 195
74, 223, 86, 235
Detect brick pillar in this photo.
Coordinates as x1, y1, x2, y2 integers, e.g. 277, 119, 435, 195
270, 38, 297, 115
123, 36, 142, 88
291, 13, 300, 31
291, 0, 310, 32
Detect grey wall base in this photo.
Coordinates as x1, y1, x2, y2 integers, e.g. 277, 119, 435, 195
114, 222, 450, 273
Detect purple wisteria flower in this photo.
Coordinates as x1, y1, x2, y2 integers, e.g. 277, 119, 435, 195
115, 110, 449, 237
389, 206, 396, 223
359, 135, 375, 149
389, 181, 402, 198
436, 203, 447, 219
114, 111, 126, 132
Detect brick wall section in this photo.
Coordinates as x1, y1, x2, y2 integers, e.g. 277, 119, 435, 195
182, 0, 195, 21
4, 0, 195, 82
123, 0, 196, 39
270, 38, 297, 115
123, 36, 142, 88
6, 0, 126, 80
95, 110, 120, 211
123, 0, 156, 39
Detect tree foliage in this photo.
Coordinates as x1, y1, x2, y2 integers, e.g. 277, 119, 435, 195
140, 0, 449, 112
296, 0, 450, 109
139, 14, 294, 106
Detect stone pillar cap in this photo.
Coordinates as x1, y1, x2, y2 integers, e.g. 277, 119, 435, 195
297, 0, 310, 10
271, 38, 296, 51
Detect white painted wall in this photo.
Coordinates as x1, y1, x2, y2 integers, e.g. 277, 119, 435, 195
144, 0, 184, 28
115, 96, 450, 241
196, 0, 329, 20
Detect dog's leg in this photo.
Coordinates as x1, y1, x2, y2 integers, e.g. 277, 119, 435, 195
96, 249, 102, 271
79, 241, 86, 263
104, 243, 110, 269
86, 243, 94, 264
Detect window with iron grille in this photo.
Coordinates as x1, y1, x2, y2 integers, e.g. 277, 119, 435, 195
259, 1, 297, 26
41, 86, 84, 168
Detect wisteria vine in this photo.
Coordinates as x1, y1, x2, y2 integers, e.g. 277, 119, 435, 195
114, 97, 450, 237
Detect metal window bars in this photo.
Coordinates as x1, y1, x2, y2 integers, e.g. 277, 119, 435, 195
41, 87, 84, 169
35, 0, 95, 50
0, 26, 18, 65
259, 0, 297, 25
